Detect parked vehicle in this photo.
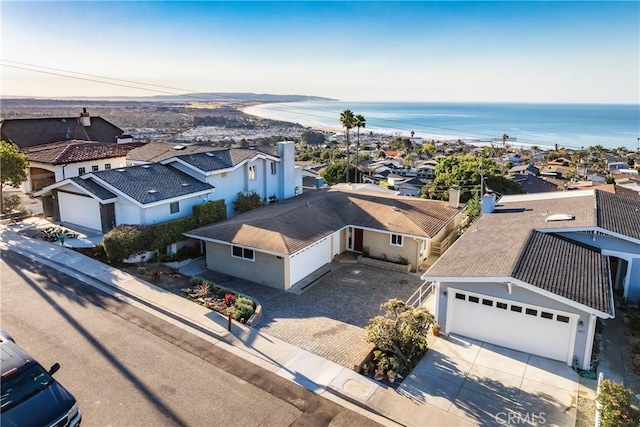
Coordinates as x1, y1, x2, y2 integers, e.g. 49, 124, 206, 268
0, 330, 81, 427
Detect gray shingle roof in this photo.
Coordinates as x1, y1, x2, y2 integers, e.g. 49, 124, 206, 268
127, 141, 276, 167
424, 191, 597, 278
70, 177, 117, 201
596, 190, 640, 240
1, 116, 123, 149
90, 163, 213, 205
512, 231, 611, 314
187, 189, 463, 255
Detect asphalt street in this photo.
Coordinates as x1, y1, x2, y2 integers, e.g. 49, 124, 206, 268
0, 250, 381, 427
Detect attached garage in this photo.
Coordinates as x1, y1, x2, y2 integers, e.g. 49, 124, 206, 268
58, 192, 102, 231
289, 236, 332, 286
446, 288, 577, 364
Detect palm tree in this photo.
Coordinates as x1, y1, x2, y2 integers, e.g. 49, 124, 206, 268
502, 133, 509, 152
354, 114, 366, 183
340, 109, 356, 182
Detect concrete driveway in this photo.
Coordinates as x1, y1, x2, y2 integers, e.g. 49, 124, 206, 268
398, 334, 580, 427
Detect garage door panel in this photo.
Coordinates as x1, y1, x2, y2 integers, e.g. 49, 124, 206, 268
448, 289, 574, 363
58, 193, 101, 231
290, 238, 331, 285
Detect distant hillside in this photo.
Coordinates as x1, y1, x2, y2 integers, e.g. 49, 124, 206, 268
0, 92, 337, 103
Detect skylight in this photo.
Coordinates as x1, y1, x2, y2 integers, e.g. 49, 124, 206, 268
172, 145, 186, 150
545, 214, 575, 222
148, 189, 157, 194
205, 152, 216, 157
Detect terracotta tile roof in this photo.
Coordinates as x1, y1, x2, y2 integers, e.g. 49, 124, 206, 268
187, 189, 463, 255
512, 231, 611, 314
23, 141, 144, 165
1, 115, 123, 149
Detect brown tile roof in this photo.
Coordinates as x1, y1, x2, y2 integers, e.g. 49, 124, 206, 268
23, 141, 144, 165
186, 189, 463, 255
1, 115, 123, 149
512, 232, 611, 314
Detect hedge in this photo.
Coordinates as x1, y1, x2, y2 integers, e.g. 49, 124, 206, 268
103, 199, 226, 262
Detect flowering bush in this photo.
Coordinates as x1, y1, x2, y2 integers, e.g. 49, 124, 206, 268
224, 293, 236, 306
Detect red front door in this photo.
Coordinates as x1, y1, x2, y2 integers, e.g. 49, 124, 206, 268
354, 228, 364, 252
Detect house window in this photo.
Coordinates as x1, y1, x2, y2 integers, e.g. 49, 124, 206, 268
232, 245, 255, 261
541, 312, 553, 320
511, 305, 523, 313
496, 302, 508, 310
92, 165, 99, 172
482, 299, 493, 307
468, 296, 479, 304
249, 165, 256, 181
221, 172, 227, 179
557, 315, 570, 323
170, 202, 179, 214
390, 234, 403, 246
78, 167, 86, 175
105, 164, 111, 169
455, 293, 465, 300
525, 308, 538, 316
270, 161, 277, 175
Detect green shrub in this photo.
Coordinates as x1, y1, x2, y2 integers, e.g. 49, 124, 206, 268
233, 191, 264, 213
102, 199, 226, 262
597, 379, 637, 427
233, 295, 255, 322
190, 276, 205, 286
397, 255, 409, 265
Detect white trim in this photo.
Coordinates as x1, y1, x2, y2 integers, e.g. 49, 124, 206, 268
390, 233, 403, 247
448, 287, 579, 365
161, 153, 280, 177
34, 179, 117, 204
583, 314, 597, 370
231, 245, 256, 262
422, 276, 613, 319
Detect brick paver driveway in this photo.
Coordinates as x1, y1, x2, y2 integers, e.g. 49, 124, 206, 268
204, 264, 424, 367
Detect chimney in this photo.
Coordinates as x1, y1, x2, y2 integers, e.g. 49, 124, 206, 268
448, 185, 461, 208
276, 141, 295, 200
482, 192, 496, 214
80, 108, 91, 127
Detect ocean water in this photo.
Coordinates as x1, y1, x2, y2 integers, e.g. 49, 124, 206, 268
244, 102, 640, 151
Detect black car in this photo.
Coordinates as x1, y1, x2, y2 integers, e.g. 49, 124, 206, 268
1, 330, 81, 427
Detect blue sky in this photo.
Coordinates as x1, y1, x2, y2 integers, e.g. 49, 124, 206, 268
1, 1, 638, 103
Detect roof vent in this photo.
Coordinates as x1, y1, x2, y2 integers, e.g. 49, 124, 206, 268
148, 189, 157, 194
181, 182, 190, 187
172, 145, 186, 150
205, 152, 216, 157
142, 165, 151, 168
116, 169, 125, 172
545, 214, 575, 222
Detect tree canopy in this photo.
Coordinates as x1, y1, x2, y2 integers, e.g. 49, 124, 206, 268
423, 155, 523, 202
320, 160, 356, 185
0, 141, 29, 214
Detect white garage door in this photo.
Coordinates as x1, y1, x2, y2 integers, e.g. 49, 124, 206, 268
290, 237, 331, 286
58, 192, 102, 232
447, 288, 576, 364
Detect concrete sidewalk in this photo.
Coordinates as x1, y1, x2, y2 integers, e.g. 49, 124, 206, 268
0, 227, 473, 427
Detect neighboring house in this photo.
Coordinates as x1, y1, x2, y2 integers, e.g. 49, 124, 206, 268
185, 188, 465, 291
422, 189, 640, 370
1, 109, 123, 149
331, 183, 400, 196
34, 163, 215, 233
607, 161, 627, 172
510, 174, 558, 193
540, 165, 572, 179
396, 177, 430, 197
507, 164, 539, 176
21, 140, 143, 192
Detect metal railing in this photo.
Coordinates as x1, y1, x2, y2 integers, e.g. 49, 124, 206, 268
406, 281, 434, 308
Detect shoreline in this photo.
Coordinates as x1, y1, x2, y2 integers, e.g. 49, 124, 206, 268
240, 103, 558, 150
